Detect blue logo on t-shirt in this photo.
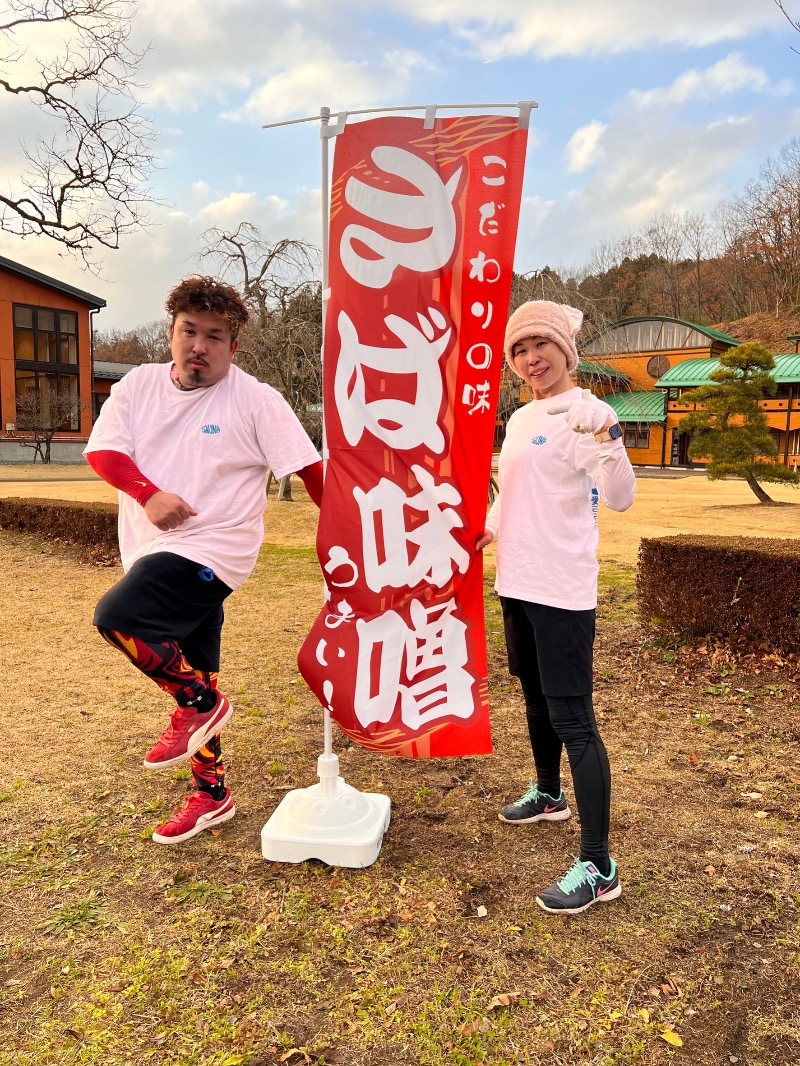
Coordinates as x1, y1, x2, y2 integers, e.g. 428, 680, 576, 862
198, 567, 215, 582
590, 487, 599, 525
531, 435, 546, 446
201, 424, 220, 435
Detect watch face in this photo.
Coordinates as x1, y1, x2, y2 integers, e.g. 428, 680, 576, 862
608, 423, 623, 439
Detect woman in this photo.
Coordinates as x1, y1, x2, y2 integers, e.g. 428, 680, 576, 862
477, 300, 635, 914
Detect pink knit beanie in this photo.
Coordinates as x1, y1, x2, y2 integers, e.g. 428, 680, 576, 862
503, 301, 584, 375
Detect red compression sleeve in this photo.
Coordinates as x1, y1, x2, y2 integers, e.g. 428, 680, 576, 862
296, 460, 324, 508
86, 450, 161, 507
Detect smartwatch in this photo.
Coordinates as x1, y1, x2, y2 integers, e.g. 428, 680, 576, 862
594, 423, 623, 444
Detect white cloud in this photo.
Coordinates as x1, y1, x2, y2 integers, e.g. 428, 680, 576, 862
0, 182, 321, 331
132, 1, 429, 119
518, 111, 761, 272
226, 49, 428, 124
565, 121, 606, 173
629, 53, 790, 109
389, 0, 786, 60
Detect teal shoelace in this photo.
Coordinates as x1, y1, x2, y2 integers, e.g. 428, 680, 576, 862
557, 858, 595, 893
512, 780, 541, 807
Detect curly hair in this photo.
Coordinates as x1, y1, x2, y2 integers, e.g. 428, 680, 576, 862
165, 277, 249, 340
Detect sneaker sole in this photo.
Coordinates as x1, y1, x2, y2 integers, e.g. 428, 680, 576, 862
498, 806, 572, 825
143, 699, 234, 770
536, 881, 622, 915
151, 803, 236, 845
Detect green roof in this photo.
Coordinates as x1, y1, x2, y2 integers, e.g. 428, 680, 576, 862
681, 320, 740, 346
655, 354, 800, 389
655, 358, 720, 388
577, 359, 629, 382
581, 316, 740, 355
604, 391, 665, 423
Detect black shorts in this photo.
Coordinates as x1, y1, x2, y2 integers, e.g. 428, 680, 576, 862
500, 596, 595, 698
94, 552, 233, 672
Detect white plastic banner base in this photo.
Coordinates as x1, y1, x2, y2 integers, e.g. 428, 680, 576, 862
261, 753, 391, 868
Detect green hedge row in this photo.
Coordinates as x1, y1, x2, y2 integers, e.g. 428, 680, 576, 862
0, 497, 119, 562
637, 534, 800, 652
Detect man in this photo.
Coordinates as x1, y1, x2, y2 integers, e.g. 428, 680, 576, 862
86, 276, 323, 844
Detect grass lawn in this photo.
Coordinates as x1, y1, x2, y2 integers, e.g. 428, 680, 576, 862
0, 470, 798, 1065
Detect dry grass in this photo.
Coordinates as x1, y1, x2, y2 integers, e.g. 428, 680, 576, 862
0, 469, 798, 1066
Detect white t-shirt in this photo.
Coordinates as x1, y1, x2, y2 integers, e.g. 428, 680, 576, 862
486, 387, 635, 610
85, 362, 320, 590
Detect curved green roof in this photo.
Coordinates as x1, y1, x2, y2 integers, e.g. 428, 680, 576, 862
581, 316, 739, 356
603, 391, 666, 423
655, 354, 800, 388
655, 357, 720, 388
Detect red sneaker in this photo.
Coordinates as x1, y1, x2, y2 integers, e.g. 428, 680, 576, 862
151, 788, 236, 845
143, 694, 233, 770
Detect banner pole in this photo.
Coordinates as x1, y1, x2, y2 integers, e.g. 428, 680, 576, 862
261, 105, 391, 866
319, 106, 332, 763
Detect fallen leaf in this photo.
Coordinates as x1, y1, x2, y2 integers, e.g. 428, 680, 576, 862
476, 905, 488, 918
661, 1030, 684, 1047
690, 753, 699, 765
487, 991, 521, 1011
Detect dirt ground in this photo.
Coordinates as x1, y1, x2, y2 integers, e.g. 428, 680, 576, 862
0, 468, 798, 1066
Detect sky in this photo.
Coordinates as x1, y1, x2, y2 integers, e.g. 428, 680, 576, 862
2, 0, 800, 331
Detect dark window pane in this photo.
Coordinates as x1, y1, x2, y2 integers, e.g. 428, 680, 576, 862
14, 306, 33, 329
37, 309, 55, 332
59, 311, 77, 334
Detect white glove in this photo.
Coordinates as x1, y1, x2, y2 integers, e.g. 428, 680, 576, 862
547, 388, 609, 434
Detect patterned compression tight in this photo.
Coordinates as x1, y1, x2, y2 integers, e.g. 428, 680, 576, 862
98, 628, 226, 799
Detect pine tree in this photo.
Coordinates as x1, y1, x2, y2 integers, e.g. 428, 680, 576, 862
680, 342, 800, 503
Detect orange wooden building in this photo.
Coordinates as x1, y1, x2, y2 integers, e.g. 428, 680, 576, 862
0, 255, 105, 462
495, 315, 800, 468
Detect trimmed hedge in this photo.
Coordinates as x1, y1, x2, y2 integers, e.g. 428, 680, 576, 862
0, 497, 119, 561
637, 534, 800, 652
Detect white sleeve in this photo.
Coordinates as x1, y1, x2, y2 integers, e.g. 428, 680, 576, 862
83, 372, 136, 458
253, 389, 321, 478
575, 432, 636, 512
485, 489, 501, 538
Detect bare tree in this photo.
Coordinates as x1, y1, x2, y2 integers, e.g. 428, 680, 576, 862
15, 383, 87, 462
774, 1, 800, 51
0, 0, 155, 260
199, 223, 323, 446
95, 318, 170, 364
716, 140, 800, 317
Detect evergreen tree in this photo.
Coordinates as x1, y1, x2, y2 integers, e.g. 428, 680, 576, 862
680, 342, 800, 503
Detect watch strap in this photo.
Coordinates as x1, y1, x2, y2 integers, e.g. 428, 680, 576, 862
594, 423, 623, 444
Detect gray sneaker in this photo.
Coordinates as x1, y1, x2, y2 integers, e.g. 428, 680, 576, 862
498, 780, 572, 825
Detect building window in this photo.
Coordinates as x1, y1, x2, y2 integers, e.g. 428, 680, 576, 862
624, 425, 651, 449
646, 355, 669, 379
13, 304, 80, 431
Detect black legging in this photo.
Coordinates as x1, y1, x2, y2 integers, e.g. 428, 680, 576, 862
522, 684, 611, 869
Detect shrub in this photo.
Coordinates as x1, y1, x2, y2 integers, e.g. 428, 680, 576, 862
0, 497, 119, 562
637, 534, 800, 652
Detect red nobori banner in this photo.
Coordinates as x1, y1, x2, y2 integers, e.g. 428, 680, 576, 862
298, 114, 528, 757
